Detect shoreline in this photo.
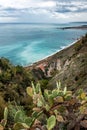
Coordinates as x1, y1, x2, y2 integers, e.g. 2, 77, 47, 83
25, 38, 81, 68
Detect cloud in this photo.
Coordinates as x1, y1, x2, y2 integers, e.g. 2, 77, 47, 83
0, 0, 87, 23
55, 1, 87, 13
4, 7, 18, 12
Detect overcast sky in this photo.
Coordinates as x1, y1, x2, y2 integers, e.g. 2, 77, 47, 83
0, 0, 87, 23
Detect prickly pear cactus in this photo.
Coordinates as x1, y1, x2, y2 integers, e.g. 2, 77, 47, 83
13, 122, 29, 130
14, 110, 25, 123
24, 117, 32, 126
0, 107, 8, 128
47, 115, 56, 130
26, 87, 33, 97
4, 107, 8, 120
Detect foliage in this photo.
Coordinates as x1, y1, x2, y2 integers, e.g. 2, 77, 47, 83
0, 33, 87, 130
0, 107, 8, 129
39, 79, 49, 91
74, 34, 87, 52
0, 57, 31, 104
0, 81, 87, 130
47, 115, 56, 130
26, 81, 87, 130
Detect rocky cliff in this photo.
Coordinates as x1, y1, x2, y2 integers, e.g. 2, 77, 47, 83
27, 34, 87, 92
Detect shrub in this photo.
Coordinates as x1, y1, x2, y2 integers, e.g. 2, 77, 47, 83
0, 82, 87, 130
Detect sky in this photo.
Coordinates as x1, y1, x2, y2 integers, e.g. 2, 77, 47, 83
0, 0, 87, 23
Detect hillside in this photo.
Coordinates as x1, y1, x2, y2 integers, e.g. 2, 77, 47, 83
26, 34, 87, 92
0, 34, 87, 130
0, 59, 32, 120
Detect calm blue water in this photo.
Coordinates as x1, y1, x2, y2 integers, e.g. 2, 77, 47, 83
0, 23, 87, 66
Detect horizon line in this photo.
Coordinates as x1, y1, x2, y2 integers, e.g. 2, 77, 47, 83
0, 21, 87, 24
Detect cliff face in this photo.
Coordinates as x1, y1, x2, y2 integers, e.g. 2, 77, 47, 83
0, 34, 87, 129
28, 35, 87, 92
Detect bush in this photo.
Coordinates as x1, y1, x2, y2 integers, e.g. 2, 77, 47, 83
0, 82, 87, 130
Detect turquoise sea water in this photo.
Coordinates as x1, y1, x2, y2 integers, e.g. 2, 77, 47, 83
0, 23, 87, 66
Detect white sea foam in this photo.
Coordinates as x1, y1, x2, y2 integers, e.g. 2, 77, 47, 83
0, 23, 86, 66
25, 39, 80, 67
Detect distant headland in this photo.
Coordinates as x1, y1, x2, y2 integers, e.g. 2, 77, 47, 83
58, 25, 87, 30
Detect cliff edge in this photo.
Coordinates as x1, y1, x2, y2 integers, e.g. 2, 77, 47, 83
26, 34, 87, 92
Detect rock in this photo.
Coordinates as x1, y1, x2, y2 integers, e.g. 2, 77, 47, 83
80, 120, 87, 128
35, 128, 41, 130
42, 125, 47, 130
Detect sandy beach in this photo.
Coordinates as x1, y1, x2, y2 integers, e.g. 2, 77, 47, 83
25, 38, 81, 70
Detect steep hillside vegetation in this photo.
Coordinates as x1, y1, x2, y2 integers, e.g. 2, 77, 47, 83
0, 58, 47, 121
28, 34, 87, 92
0, 34, 87, 130
0, 58, 31, 120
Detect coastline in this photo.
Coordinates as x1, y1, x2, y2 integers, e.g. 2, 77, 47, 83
25, 38, 81, 69
58, 25, 87, 30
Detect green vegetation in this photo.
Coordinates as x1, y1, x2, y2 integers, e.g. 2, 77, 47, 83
0, 57, 32, 122
0, 82, 87, 130
47, 33, 87, 91
75, 33, 87, 51
0, 34, 87, 130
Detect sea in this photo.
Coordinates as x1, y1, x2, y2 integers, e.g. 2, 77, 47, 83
0, 22, 87, 66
